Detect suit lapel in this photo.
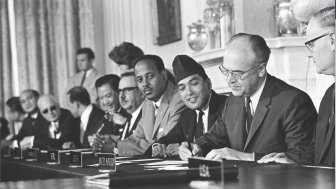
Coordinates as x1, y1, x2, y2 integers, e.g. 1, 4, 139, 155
152, 82, 174, 139
244, 77, 272, 150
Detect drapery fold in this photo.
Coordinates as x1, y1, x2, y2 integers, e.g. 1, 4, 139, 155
0, 0, 12, 117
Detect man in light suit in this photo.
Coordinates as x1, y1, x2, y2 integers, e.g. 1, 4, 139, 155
179, 33, 317, 162
259, 7, 335, 166
152, 55, 227, 157
94, 55, 186, 156
65, 48, 102, 106
34, 95, 79, 150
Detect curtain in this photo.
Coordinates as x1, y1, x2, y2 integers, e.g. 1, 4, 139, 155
0, 0, 12, 117
14, 0, 82, 101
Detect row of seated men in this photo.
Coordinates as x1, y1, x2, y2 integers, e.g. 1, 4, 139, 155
2, 8, 335, 167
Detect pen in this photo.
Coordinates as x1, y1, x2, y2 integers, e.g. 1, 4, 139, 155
186, 134, 194, 156
96, 123, 105, 135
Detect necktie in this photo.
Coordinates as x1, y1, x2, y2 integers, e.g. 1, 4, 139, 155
195, 111, 204, 139
80, 71, 87, 86
245, 97, 253, 134
121, 115, 132, 140
154, 104, 159, 117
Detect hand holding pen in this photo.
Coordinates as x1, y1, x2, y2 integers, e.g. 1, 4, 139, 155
178, 141, 203, 161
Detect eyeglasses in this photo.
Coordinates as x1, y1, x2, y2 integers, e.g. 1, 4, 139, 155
305, 33, 330, 53
118, 87, 138, 95
41, 105, 57, 114
218, 64, 262, 80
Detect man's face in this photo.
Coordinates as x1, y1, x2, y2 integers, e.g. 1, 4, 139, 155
135, 60, 166, 102
20, 91, 38, 113
177, 74, 211, 110
76, 54, 92, 71
221, 41, 265, 97
97, 83, 120, 113
118, 75, 144, 113
38, 97, 61, 122
66, 95, 80, 118
305, 18, 335, 75
7, 109, 21, 122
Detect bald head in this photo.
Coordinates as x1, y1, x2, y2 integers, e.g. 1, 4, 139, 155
224, 33, 271, 66
20, 89, 39, 113
38, 95, 61, 122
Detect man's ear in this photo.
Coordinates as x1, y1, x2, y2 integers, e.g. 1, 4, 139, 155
161, 69, 168, 81
206, 77, 212, 90
328, 33, 335, 51
258, 63, 266, 77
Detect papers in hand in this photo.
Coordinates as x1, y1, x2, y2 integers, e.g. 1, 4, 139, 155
19, 136, 35, 149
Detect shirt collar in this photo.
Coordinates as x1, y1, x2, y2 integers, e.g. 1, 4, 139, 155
84, 68, 93, 78
81, 104, 93, 126
152, 95, 163, 109
249, 76, 267, 109
131, 102, 143, 118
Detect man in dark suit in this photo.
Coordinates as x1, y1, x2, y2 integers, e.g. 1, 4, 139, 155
12, 89, 45, 148
95, 74, 129, 138
152, 55, 227, 157
179, 33, 317, 162
66, 86, 111, 148
259, 7, 335, 166
33, 95, 79, 150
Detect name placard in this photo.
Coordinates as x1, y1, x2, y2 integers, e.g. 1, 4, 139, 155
25, 148, 38, 161
97, 153, 116, 172
13, 148, 23, 159
69, 151, 82, 167
47, 150, 60, 164
188, 157, 239, 182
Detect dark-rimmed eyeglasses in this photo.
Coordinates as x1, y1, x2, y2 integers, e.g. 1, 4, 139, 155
41, 105, 57, 114
218, 64, 262, 80
118, 87, 138, 95
305, 33, 330, 53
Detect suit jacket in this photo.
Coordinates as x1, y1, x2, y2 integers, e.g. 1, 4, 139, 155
196, 75, 317, 161
157, 91, 227, 145
64, 67, 102, 106
117, 81, 186, 156
33, 108, 79, 150
100, 108, 130, 138
121, 110, 142, 140
0, 117, 9, 139
12, 111, 44, 143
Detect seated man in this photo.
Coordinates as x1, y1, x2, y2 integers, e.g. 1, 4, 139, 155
12, 89, 45, 148
66, 86, 111, 148
34, 95, 79, 150
179, 33, 317, 162
117, 72, 145, 140
259, 7, 335, 166
5, 97, 25, 140
93, 55, 186, 156
152, 55, 227, 157
95, 74, 129, 137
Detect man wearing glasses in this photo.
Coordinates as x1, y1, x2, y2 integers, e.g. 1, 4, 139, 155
179, 33, 317, 162
259, 7, 335, 166
34, 95, 78, 149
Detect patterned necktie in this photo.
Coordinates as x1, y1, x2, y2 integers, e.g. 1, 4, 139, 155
195, 111, 204, 139
80, 71, 87, 86
245, 97, 253, 134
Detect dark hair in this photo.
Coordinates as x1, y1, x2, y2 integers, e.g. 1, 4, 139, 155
120, 72, 136, 78
67, 86, 91, 106
133, 54, 165, 73
76, 47, 95, 60
21, 89, 40, 99
95, 74, 120, 92
229, 33, 271, 64
6, 97, 24, 113
108, 42, 144, 68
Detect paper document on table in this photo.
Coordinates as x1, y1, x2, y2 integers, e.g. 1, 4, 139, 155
86, 173, 109, 187
144, 164, 188, 171
128, 158, 161, 162
140, 160, 188, 166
